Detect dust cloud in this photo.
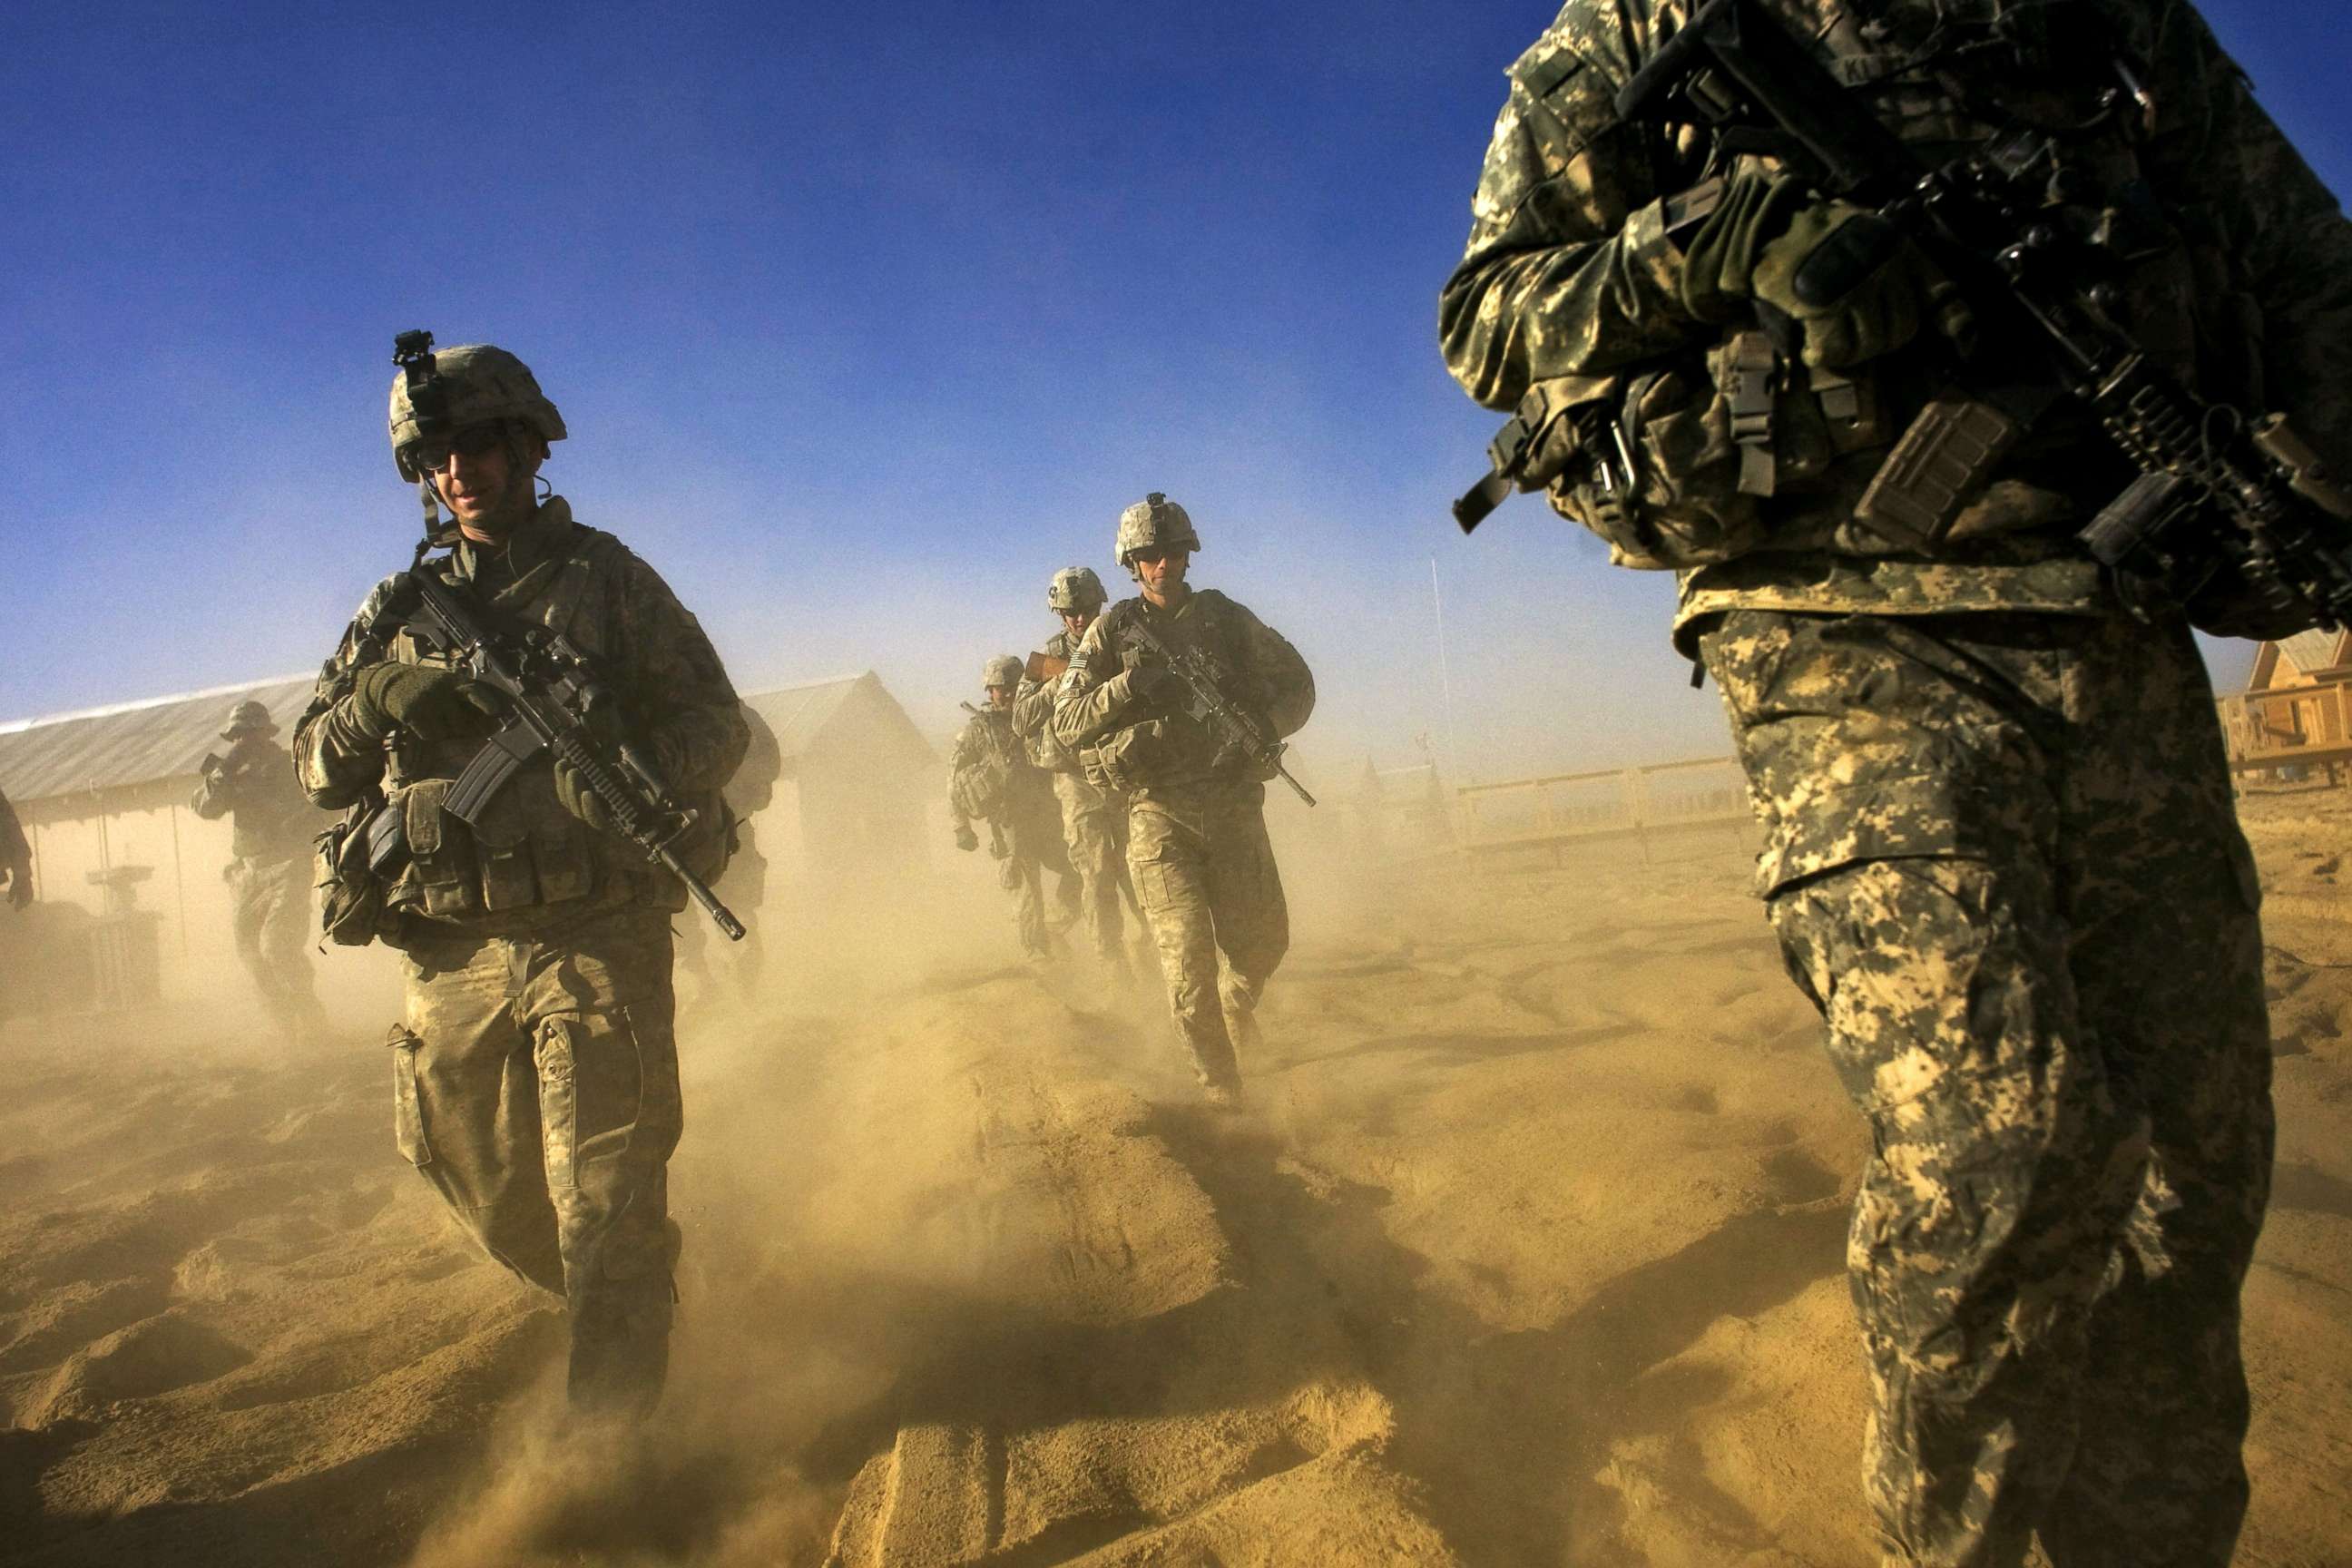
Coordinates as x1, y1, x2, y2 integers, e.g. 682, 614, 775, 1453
5, 751, 2352, 1567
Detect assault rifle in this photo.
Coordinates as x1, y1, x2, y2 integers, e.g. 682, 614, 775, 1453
1024, 650, 1070, 684
1614, 0, 2352, 626
392, 564, 747, 940
1119, 614, 1316, 807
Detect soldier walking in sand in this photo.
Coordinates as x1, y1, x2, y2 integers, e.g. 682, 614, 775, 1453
191, 700, 328, 1042
1012, 566, 1147, 991
1441, 1, 2350, 1562
950, 655, 1080, 965
1051, 495, 1314, 1106
295, 339, 747, 1421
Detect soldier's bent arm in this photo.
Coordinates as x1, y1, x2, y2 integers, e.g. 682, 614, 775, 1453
1048, 614, 1143, 750
294, 575, 405, 810
610, 552, 748, 795
2147, 5, 2352, 469
1009, 675, 1055, 743
1438, 5, 1715, 410
1236, 603, 1315, 740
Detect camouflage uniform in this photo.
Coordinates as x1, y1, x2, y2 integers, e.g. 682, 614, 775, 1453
1013, 627, 1140, 980
0, 788, 32, 910
1444, 3, 2351, 1562
298, 495, 747, 1417
1051, 592, 1314, 1094
947, 701, 1076, 962
190, 716, 327, 1040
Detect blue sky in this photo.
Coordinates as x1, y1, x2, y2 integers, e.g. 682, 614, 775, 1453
4, 1, 2344, 779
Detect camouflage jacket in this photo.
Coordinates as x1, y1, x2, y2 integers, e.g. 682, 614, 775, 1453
190, 736, 316, 863
1049, 590, 1315, 793
296, 496, 748, 934
1011, 627, 1082, 774
947, 706, 1055, 832
1441, 0, 2352, 649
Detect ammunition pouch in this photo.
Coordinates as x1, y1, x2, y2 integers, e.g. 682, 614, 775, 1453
315, 800, 397, 947
1078, 718, 1191, 795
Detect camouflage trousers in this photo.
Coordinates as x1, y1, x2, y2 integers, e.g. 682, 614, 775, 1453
994, 803, 1080, 962
1127, 782, 1289, 1093
228, 855, 323, 1041
390, 902, 685, 1419
1055, 772, 1137, 975
1699, 607, 2273, 1568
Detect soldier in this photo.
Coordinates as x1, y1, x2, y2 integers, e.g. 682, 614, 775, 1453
0, 788, 31, 911
1011, 566, 1144, 988
950, 656, 1079, 965
1441, 4, 2347, 1563
1050, 495, 1314, 1105
191, 701, 328, 1041
295, 343, 747, 1421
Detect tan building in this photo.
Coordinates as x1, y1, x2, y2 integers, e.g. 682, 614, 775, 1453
2217, 631, 2352, 783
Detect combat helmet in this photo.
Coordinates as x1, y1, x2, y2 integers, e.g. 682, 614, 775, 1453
220, 700, 277, 740
1115, 493, 1200, 569
388, 344, 567, 481
983, 655, 1024, 690
1046, 565, 1108, 614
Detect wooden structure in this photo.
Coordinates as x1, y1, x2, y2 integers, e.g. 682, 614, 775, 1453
2217, 630, 2352, 783
1455, 757, 1750, 861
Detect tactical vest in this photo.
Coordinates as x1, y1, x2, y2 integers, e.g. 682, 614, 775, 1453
368, 524, 726, 928
1520, 0, 2233, 571
1075, 593, 1276, 794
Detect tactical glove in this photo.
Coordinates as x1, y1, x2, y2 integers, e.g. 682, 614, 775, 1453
4, 867, 30, 910
1126, 662, 1177, 708
1750, 200, 1974, 368
1681, 173, 1974, 368
955, 824, 980, 853
348, 663, 495, 741
553, 755, 622, 835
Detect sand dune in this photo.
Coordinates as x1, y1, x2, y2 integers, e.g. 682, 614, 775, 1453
3, 792, 2347, 1565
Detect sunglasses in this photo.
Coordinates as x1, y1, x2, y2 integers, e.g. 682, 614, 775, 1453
405, 423, 509, 473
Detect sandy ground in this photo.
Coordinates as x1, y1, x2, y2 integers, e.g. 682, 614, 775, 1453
3, 791, 2349, 1567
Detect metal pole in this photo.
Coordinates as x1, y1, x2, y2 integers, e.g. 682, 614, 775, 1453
1430, 557, 1461, 782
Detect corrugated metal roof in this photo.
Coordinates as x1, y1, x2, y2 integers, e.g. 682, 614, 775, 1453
0, 675, 318, 805
0, 669, 934, 811
2277, 629, 2349, 678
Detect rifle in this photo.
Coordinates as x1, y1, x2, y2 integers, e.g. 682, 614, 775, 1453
388, 563, 746, 940
1024, 650, 1070, 683
1118, 613, 1317, 807
1465, 0, 2352, 630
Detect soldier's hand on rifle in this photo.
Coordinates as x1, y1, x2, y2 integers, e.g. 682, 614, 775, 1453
955, 824, 980, 853
553, 756, 622, 834
1682, 172, 1973, 369
1126, 661, 1177, 708
349, 663, 496, 741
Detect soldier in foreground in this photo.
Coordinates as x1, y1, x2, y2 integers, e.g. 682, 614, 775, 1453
1013, 566, 1143, 990
950, 656, 1078, 965
191, 701, 328, 1042
296, 342, 747, 1421
0, 788, 31, 911
1051, 495, 1314, 1105
1442, 3, 2348, 1563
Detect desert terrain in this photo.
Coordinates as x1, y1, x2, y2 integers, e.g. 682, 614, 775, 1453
3, 789, 2348, 1567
